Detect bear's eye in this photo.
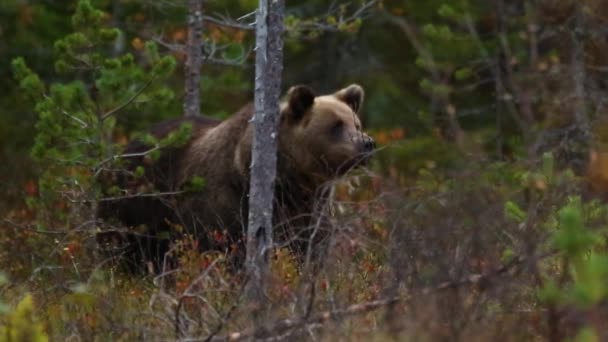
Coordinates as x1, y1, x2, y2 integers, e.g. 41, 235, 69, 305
330, 121, 344, 137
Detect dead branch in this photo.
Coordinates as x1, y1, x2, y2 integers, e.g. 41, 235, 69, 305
289, 0, 378, 33
175, 258, 220, 338
101, 76, 156, 120
202, 14, 255, 31
96, 190, 185, 202
93, 145, 161, 177
151, 36, 251, 68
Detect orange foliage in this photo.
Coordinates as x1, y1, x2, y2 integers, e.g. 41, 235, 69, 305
233, 30, 246, 43
172, 51, 186, 63
113, 133, 129, 146
209, 27, 223, 42
18, 5, 34, 25
390, 127, 405, 140
24, 180, 38, 196
206, 25, 248, 44
375, 131, 390, 145
172, 28, 187, 43
390, 7, 406, 16
587, 149, 608, 193
372, 127, 406, 146
133, 13, 146, 22
131, 37, 145, 50
334, 183, 350, 201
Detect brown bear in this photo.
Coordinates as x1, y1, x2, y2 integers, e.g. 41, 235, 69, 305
97, 84, 375, 272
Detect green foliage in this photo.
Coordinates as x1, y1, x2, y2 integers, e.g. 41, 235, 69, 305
454, 67, 473, 81
543, 152, 555, 183
159, 122, 193, 147
537, 194, 608, 338
504, 200, 526, 223
374, 135, 462, 179
570, 253, 608, 308
410, 0, 521, 151
0, 273, 8, 315
419, 77, 451, 97
184, 175, 206, 192
11, 58, 46, 100
437, 4, 460, 21
551, 198, 598, 258
11, 0, 177, 216
0, 294, 49, 342
200, 69, 251, 119
575, 327, 600, 342
422, 24, 454, 41
537, 279, 561, 304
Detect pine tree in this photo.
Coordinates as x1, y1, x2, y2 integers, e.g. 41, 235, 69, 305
12, 0, 177, 234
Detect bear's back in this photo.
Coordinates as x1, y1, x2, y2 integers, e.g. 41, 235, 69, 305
97, 114, 223, 271
121, 115, 222, 190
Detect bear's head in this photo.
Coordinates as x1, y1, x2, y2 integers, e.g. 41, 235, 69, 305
279, 84, 376, 181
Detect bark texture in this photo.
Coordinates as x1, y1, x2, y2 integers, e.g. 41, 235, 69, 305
184, 0, 204, 117
245, 0, 285, 320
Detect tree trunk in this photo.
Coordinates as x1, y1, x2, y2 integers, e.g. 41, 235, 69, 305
183, 0, 204, 117
245, 0, 284, 327
571, 3, 589, 135
568, 2, 591, 173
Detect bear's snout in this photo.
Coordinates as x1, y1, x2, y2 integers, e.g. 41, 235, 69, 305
363, 135, 376, 152
352, 134, 376, 168
358, 135, 376, 154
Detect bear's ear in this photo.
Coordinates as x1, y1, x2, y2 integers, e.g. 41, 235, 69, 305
286, 85, 316, 120
334, 84, 364, 113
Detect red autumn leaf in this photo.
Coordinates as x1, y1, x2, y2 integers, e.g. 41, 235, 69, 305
24, 180, 38, 196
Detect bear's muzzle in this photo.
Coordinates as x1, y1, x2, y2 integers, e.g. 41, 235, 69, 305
362, 135, 376, 153
356, 134, 376, 166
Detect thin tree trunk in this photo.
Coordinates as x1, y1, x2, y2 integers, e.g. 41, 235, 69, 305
245, 0, 284, 327
572, 3, 588, 132
183, 0, 204, 117
569, 2, 591, 173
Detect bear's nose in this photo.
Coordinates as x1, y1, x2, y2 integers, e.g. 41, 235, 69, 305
363, 136, 376, 152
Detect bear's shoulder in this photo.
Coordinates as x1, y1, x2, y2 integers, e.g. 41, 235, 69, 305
150, 115, 222, 139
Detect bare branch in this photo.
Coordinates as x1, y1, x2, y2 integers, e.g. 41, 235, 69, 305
42, 94, 89, 128
288, 0, 378, 34
97, 190, 185, 202
152, 35, 186, 53
175, 258, 221, 338
93, 145, 161, 177
101, 76, 156, 120
151, 35, 251, 67
202, 14, 255, 31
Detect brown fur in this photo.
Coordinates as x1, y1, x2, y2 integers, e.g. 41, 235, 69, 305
98, 84, 375, 271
